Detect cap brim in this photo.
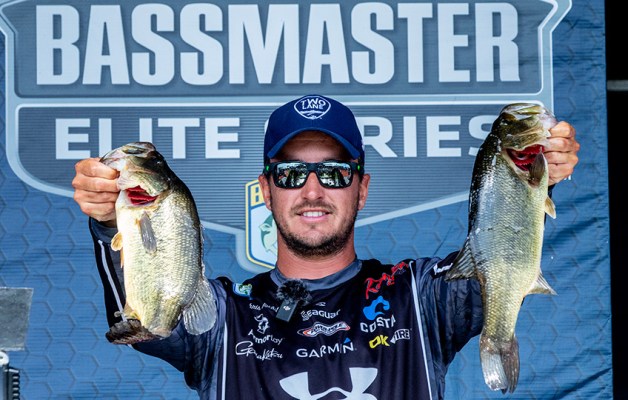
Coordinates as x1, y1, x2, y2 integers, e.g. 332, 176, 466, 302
266, 128, 361, 160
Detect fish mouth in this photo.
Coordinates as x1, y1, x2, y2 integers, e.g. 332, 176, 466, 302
506, 144, 544, 171
126, 186, 158, 205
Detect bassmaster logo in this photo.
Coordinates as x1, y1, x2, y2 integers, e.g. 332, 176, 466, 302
0, 0, 571, 274
246, 179, 277, 269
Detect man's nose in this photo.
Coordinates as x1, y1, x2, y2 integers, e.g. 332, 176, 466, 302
300, 171, 324, 198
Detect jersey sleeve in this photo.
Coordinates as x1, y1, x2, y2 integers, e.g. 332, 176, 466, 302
412, 251, 483, 371
88, 217, 227, 394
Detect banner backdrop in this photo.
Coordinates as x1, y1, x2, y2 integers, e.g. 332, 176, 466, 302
0, 0, 611, 399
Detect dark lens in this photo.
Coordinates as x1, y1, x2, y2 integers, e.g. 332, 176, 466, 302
274, 162, 308, 188
317, 162, 353, 188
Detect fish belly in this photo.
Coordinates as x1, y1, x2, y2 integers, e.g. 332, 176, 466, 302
118, 190, 202, 337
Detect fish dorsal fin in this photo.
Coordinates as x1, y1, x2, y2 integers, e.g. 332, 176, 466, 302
528, 272, 557, 295
445, 239, 477, 280
139, 212, 157, 253
183, 276, 217, 335
545, 196, 556, 219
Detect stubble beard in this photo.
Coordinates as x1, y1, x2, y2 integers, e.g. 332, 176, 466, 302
273, 199, 359, 258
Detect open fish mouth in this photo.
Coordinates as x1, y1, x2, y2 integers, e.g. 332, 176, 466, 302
126, 186, 158, 205
507, 144, 544, 171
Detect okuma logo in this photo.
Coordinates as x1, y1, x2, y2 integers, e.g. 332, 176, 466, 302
294, 95, 331, 120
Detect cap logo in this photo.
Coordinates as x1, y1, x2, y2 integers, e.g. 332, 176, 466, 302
294, 95, 331, 120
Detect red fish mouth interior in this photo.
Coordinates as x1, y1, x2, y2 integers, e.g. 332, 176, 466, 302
126, 186, 157, 205
507, 144, 544, 171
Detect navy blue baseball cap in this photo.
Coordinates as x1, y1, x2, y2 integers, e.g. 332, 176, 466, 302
264, 94, 365, 163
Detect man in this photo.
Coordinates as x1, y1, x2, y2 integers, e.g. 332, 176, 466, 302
72, 94, 580, 399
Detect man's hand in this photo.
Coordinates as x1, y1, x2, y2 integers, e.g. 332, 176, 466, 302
546, 121, 580, 186
72, 157, 120, 226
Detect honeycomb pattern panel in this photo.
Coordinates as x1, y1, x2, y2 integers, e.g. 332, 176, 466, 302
0, 2, 612, 399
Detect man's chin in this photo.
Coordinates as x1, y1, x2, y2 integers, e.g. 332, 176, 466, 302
283, 233, 345, 258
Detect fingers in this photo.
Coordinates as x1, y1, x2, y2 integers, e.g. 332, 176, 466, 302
545, 121, 580, 186
72, 158, 120, 223
75, 157, 119, 181
549, 121, 576, 139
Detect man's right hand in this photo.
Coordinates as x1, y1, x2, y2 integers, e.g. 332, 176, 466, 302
72, 157, 120, 227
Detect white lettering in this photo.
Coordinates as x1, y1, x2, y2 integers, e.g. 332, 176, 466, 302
303, 4, 349, 84
403, 116, 417, 157
351, 3, 394, 84
56, 118, 90, 159
131, 4, 175, 85
438, 3, 470, 82
398, 3, 432, 83
98, 119, 112, 156
139, 118, 153, 142
468, 115, 495, 156
229, 5, 300, 84
35, 3, 523, 87
358, 117, 396, 157
205, 118, 240, 159
83, 6, 129, 85
36, 6, 80, 85
52, 114, 494, 161
158, 118, 200, 159
180, 4, 224, 85
426, 116, 461, 157
475, 3, 519, 82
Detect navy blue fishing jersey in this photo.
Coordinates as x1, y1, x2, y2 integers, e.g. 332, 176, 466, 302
90, 219, 483, 400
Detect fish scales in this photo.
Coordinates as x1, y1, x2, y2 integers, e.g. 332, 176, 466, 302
118, 185, 202, 336
101, 142, 216, 344
446, 103, 557, 393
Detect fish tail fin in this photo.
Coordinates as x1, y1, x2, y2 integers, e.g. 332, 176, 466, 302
480, 334, 520, 393
183, 277, 217, 335
105, 319, 161, 345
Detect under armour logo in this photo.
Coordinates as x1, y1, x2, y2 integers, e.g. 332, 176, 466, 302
279, 367, 378, 399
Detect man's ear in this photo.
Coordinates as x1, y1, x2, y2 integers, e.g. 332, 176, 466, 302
258, 174, 272, 210
358, 174, 370, 210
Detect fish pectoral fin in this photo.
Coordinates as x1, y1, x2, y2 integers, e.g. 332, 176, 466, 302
111, 232, 125, 267
544, 196, 557, 219
445, 240, 477, 281
527, 153, 546, 187
139, 211, 158, 253
182, 278, 217, 335
528, 272, 557, 295
111, 232, 123, 251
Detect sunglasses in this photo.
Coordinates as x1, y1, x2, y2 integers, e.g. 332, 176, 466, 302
264, 161, 362, 189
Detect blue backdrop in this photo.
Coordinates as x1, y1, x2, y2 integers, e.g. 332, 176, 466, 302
0, 0, 610, 399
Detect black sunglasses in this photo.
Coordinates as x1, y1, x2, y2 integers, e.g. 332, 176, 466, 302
264, 161, 362, 189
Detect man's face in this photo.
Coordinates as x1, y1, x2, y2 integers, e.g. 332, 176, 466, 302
259, 131, 370, 258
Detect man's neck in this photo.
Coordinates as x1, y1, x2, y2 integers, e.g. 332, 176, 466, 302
275, 249, 357, 280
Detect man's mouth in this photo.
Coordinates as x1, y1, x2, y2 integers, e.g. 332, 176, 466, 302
301, 211, 326, 218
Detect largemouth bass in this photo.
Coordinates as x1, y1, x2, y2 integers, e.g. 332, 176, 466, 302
445, 103, 557, 393
100, 142, 216, 344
